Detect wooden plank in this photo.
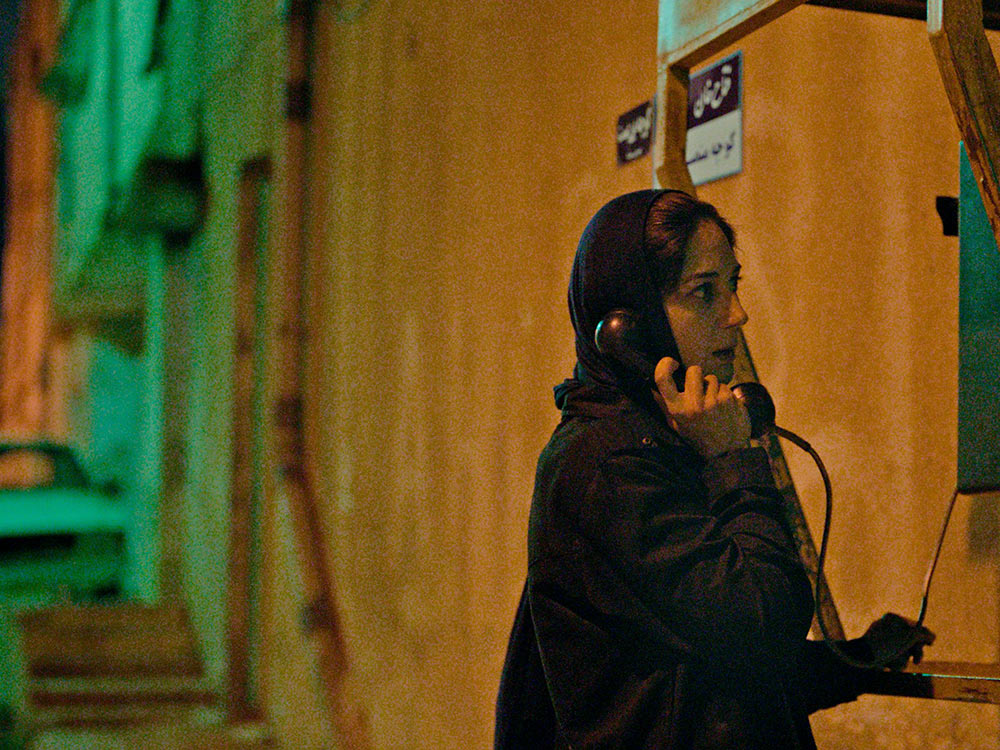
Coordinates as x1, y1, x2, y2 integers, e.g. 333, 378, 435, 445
929, 0, 1000, 250
866, 661, 1000, 703
733, 333, 845, 640
659, 0, 806, 67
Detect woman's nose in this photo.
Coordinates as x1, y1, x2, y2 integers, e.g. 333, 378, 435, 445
725, 293, 749, 328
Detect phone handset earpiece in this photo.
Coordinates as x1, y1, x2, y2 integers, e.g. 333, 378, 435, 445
595, 309, 776, 438
593, 309, 660, 386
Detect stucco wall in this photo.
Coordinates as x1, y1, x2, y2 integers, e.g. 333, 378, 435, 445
305, 1, 660, 746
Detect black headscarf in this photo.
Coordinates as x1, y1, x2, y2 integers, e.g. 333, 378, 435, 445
556, 190, 683, 406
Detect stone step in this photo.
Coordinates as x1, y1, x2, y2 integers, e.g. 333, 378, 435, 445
27, 701, 224, 732
30, 674, 216, 700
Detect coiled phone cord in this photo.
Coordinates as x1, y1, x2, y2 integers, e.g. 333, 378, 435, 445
774, 425, 957, 670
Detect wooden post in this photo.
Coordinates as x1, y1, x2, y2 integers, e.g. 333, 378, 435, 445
656, 0, 844, 640
228, 159, 272, 723
0, 0, 59, 438
656, 64, 697, 193
272, 2, 372, 747
929, 0, 1000, 252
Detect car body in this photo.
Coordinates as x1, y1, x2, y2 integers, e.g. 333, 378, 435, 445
0, 441, 127, 606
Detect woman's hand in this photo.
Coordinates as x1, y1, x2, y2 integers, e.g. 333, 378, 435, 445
861, 613, 936, 670
653, 357, 751, 459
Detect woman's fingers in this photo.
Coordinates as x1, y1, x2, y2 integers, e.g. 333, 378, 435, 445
651, 360, 750, 458
683, 365, 705, 409
702, 374, 719, 406
864, 613, 936, 669
653, 357, 682, 406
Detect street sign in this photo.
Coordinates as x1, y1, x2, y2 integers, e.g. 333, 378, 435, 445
685, 51, 742, 185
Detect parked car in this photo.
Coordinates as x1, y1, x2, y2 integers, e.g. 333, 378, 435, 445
0, 441, 127, 607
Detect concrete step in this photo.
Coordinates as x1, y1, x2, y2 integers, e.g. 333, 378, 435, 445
18, 603, 201, 678
31, 674, 217, 701
27, 675, 220, 730
18, 602, 214, 731
27, 702, 224, 732
28, 720, 276, 750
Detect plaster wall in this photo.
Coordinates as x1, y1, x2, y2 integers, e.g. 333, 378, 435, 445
306, 1, 673, 747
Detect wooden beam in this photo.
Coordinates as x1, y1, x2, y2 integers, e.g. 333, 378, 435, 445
0, 0, 59, 436
660, 0, 806, 68
929, 0, 1000, 249
734, 333, 846, 640
655, 65, 697, 193
810, 0, 1000, 30
273, 3, 372, 747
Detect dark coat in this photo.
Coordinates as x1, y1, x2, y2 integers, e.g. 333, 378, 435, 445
495, 377, 867, 749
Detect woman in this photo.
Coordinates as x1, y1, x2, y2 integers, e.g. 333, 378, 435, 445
495, 190, 931, 749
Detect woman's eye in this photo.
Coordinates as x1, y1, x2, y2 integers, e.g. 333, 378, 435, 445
730, 275, 743, 292
692, 283, 715, 302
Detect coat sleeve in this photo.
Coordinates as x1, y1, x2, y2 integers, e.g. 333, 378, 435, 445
792, 638, 872, 713
575, 445, 815, 674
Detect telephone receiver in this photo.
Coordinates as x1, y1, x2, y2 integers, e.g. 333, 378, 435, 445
594, 309, 775, 438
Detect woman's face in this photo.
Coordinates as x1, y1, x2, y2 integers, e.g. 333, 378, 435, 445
662, 219, 748, 383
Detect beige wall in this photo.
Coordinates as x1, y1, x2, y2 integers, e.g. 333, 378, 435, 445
306, 1, 659, 746
270, 1, 999, 748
